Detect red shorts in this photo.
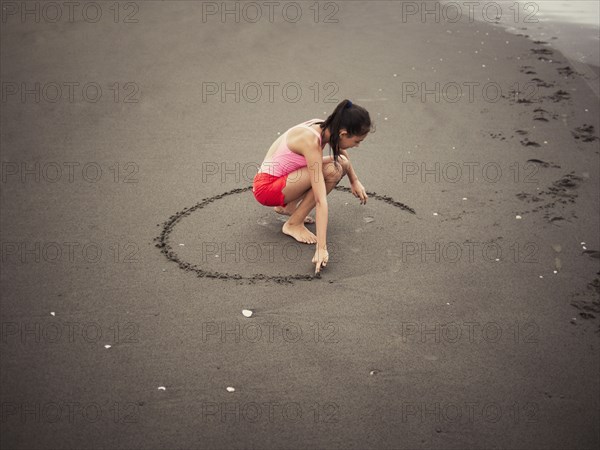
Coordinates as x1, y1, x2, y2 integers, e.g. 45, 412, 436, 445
253, 172, 288, 207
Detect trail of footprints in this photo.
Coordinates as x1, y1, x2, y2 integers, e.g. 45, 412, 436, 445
496, 44, 598, 148
490, 36, 599, 328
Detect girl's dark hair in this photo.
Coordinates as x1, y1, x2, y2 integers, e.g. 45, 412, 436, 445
316, 99, 373, 164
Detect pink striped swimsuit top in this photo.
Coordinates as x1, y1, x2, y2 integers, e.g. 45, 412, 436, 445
258, 119, 323, 177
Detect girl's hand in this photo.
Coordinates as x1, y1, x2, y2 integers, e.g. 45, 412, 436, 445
312, 247, 329, 274
351, 180, 368, 205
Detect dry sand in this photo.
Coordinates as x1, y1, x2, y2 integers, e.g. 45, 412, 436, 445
1, 1, 599, 449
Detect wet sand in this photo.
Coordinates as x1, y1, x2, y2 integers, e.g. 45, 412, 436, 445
1, 1, 599, 449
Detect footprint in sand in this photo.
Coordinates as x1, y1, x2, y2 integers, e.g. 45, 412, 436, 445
519, 65, 537, 75
558, 66, 577, 77
571, 125, 599, 142
520, 138, 541, 147
515, 172, 583, 219
533, 107, 558, 122
545, 90, 571, 102
489, 132, 506, 141
531, 48, 553, 55
582, 250, 600, 259
526, 159, 560, 169
570, 278, 600, 327
531, 78, 554, 88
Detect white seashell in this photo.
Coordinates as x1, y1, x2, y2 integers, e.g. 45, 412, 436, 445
242, 309, 253, 318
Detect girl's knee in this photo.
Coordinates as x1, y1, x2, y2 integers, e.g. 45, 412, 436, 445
323, 164, 342, 183
336, 155, 349, 177
322, 156, 348, 183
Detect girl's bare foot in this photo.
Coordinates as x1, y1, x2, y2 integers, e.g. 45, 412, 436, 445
282, 221, 317, 244
274, 206, 315, 224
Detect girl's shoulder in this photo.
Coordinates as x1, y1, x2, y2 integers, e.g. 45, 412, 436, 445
286, 123, 322, 154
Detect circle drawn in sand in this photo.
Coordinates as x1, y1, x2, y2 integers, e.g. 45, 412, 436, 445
154, 186, 415, 283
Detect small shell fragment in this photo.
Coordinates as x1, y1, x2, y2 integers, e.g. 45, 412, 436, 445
515, 215, 522, 219
104, 344, 112, 349
50, 312, 55, 316
242, 309, 253, 318
158, 386, 166, 391
226, 386, 235, 392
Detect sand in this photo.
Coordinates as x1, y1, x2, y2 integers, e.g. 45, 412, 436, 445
1, 1, 599, 449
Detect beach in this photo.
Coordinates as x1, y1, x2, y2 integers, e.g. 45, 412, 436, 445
1, 1, 599, 449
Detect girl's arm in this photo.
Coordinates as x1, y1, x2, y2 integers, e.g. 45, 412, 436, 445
303, 146, 328, 251
339, 149, 368, 205
339, 149, 358, 184
293, 134, 329, 272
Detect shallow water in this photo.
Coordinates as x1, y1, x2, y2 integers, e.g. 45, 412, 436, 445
513, 0, 599, 68
443, 0, 600, 68
531, 0, 599, 27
